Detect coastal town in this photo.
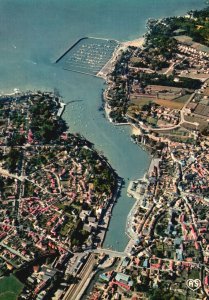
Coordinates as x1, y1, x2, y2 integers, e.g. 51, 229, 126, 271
0, 4, 208, 300
84, 6, 209, 300
0, 91, 119, 300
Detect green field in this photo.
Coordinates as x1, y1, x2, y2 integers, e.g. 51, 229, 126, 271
0, 276, 23, 300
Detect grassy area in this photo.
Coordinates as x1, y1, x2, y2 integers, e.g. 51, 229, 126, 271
130, 97, 153, 107
169, 129, 189, 136
130, 57, 142, 63
184, 115, 208, 131
147, 116, 157, 126
154, 99, 184, 109
130, 96, 186, 109
174, 94, 190, 104
0, 292, 18, 300
188, 269, 200, 280
203, 87, 209, 96
0, 275, 23, 300
203, 78, 209, 96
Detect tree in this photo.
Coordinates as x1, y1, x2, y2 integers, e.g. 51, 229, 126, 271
149, 289, 180, 300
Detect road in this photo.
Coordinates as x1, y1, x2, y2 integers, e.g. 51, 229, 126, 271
0, 166, 59, 195
164, 62, 175, 75
0, 241, 30, 262
126, 92, 199, 133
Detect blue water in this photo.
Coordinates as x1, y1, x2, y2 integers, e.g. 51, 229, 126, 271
0, 0, 205, 250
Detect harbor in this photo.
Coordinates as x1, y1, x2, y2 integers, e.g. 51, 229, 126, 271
56, 37, 120, 77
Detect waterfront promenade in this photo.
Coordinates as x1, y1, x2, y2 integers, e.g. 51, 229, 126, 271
126, 158, 159, 240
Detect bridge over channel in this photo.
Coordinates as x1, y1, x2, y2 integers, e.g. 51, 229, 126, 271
93, 247, 128, 258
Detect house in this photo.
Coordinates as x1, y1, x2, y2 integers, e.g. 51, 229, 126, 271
176, 249, 183, 261
112, 272, 133, 291
143, 259, 149, 268
205, 275, 209, 286
99, 273, 110, 282
174, 237, 182, 246
83, 223, 92, 233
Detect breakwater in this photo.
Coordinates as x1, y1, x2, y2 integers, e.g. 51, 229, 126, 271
55, 37, 88, 63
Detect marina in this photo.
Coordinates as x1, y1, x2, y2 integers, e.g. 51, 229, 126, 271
56, 37, 119, 77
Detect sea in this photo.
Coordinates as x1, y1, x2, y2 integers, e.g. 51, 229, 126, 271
0, 0, 205, 251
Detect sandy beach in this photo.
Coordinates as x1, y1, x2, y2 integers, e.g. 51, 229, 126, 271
122, 37, 145, 48
131, 125, 141, 135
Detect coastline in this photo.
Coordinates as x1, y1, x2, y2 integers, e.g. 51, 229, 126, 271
98, 176, 123, 248
101, 37, 153, 253
97, 36, 145, 80
121, 37, 145, 48
0, 1, 208, 298
0, 88, 118, 255
131, 124, 142, 136
98, 9, 209, 297
125, 156, 158, 252
0, 88, 122, 251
